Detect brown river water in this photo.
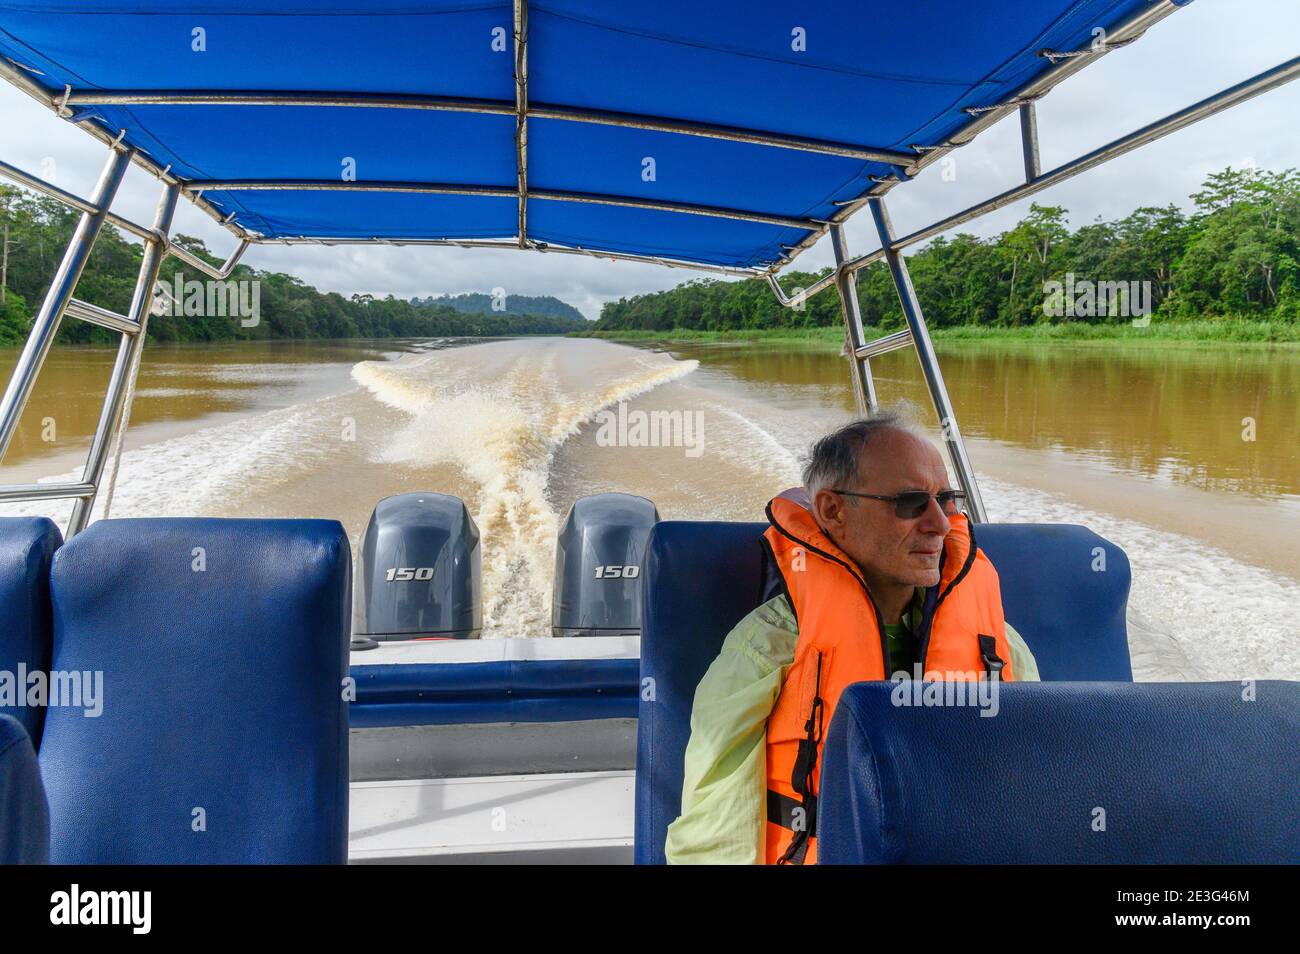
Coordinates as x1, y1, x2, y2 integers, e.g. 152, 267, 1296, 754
1, 336, 1296, 680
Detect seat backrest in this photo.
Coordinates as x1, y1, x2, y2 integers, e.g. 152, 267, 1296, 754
0, 516, 62, 747
40, 518, 351, 864
636, 521, 767, 864
0, 713, 48, 864
976, 523, 1132, 681
635, 518, 1134, 863
818, 680, 1300, 863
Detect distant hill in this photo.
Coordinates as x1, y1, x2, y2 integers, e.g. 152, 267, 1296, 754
413, 292, 586, 322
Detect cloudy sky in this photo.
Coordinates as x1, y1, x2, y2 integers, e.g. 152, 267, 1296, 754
2, 0, 1297, 319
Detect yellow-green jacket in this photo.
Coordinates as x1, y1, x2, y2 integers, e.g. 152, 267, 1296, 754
664, 591, 1040, 864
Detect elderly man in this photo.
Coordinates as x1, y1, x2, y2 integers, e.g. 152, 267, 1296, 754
665, 412, 1039, 865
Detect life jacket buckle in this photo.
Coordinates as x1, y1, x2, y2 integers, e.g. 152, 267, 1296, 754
978, 633, 1005, 681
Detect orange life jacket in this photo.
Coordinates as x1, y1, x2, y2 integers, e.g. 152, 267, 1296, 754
761, 493, 1014, 865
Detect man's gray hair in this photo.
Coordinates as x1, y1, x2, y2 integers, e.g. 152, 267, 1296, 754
801, 411, 921, 497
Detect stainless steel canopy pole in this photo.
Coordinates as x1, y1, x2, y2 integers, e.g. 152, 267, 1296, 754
183, 179, 824, 232
829, 225, 878, 415
867, 197, 988, 523
1019, 101, 1041, 182
65, 90, 915, 166
513, 0, 529, 248
0, 145, 131, 464
67, 182, 180, 536
883, 55, 1300, 255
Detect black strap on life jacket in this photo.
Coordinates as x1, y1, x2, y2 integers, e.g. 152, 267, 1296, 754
978, 634, 1005, 681
775, 652, 824, 865
767, 789, 816, 834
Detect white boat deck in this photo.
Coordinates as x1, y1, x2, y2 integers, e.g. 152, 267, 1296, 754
348, 770, 635, 864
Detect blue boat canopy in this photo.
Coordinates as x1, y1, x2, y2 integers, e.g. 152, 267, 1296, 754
0, 0, 1193, 271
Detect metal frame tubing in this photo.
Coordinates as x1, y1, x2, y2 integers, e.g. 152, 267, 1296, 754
168, 238, 251, 281
772, 0, 1185, 274
0, 57, 250, 244
65, 90, 915, 167
514, 0, 529, 247
185, 179, 821, 232
883, 55, 1300, 255
778, 55, 1300, 302
0, 146, 131, 463
868, 197, 988, 524
829, 226, 877, 414
67, 182, 180, 535
260, 234, 761, 277
767, 267, 844, 308
0, 156, 251, 279
1019, 102, 1041, 182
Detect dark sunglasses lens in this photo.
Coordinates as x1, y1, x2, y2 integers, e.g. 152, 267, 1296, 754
939, 492, 964, 514
894, 492, 931, 519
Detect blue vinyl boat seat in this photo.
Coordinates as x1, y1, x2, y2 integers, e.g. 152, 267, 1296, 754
0, 713, 48, 864
635, 519, 1134, 864
0, 517, 62, 748
818, 681, 1300, 863
977, 523, 1132, 681
39, 518, 352, 864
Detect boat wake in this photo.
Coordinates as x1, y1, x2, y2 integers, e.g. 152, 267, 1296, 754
351, 338, 698, 636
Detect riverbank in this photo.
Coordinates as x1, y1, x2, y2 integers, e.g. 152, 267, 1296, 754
572, 319, 1300, 347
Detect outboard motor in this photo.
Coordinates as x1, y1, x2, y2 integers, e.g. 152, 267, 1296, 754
356, 492, 482, 641
552, 493, 659, 638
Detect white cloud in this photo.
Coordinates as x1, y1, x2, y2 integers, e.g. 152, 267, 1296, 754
1, 0, 1296, 320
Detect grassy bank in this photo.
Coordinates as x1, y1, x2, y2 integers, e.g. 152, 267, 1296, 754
572, 318, 1300, 347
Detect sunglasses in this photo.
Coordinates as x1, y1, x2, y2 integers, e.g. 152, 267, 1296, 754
831, 488, 966, 519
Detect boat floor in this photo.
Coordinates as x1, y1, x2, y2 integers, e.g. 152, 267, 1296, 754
348, 770, 635, 864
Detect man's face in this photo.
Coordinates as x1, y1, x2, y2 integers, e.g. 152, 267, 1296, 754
813, 430, 955, 589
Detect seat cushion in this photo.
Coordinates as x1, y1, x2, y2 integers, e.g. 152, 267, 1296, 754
977, 523, 1132, 681
0, 713, 49, 864
40, 518, 351, 864
818, 680, 1300, 863
0, 516, 62, 747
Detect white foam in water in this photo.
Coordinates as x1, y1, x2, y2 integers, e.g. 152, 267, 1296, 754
980, 476, 1300, 682
352, 342, 699, 637
0, 393, 345, 526
704, 404, 805, 483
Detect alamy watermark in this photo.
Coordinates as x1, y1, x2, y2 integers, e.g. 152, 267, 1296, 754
152, 273, 261, 327
594, 402, 705, 458
1042, 272, 1152, 325
889, 667, 1001, 717
0, 665, 104, 717
50, 884, 150, 934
